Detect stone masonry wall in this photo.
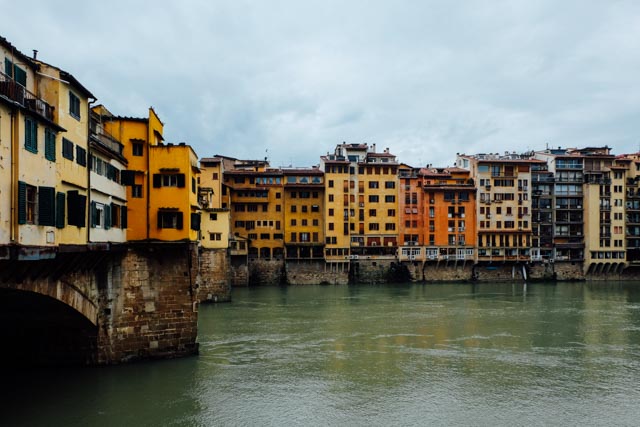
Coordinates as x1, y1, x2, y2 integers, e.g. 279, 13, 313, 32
198, 248, 231, 302
248, 259, 285, 286
229, 256, 249, 287
286, 260, 349, 285
97, 244, 198, 364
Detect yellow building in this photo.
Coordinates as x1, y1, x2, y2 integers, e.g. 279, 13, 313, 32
36, 60, 96, 247
0, 37, 63, 258
282, 168, 324, 260
457, 153, 534, 263
320, 143, 399, 267
224, 162, 284, 259
199, 157, 230, 249
319, 150, 351, 270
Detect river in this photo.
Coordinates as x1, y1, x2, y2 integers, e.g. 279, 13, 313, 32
3, 282, 640, 426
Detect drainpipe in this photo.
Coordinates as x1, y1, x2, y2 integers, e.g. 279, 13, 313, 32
10, 109, 18, 243
87, 99, 95, 245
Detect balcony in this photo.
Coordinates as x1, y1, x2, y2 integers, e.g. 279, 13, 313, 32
0, 72, 54, 122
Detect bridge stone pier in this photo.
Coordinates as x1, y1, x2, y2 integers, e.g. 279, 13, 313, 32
0, 243, 199, 366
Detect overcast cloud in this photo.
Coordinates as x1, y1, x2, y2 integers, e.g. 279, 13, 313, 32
4, 1, 640, 167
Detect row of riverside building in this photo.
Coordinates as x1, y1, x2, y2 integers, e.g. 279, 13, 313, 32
3, 35, 640, 285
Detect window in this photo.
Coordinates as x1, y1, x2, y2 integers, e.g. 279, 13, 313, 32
210, 233, 222, 241
275, 205, 281, 212
369, 209, 377, 217
132, 142, 144, 156
302, 219, 308, 226
369, 195, 379, 203
25, 117, 37, 153
385, 223, 396, 231
76, 145, 87, 167
18, 183, 35, 225
69, 91, 81, 119
132, 185, 143, 198
302, 205, 308, 213
209, 213, 218, 220
157, 211, 183, 229
276, 192, 281, 199
90, 202, 109, 229
44, 129, 55, 161
369, 181, 379, 189
5, 58, 27, 86
388, 209, 396, 217
153, 174, 186, 188
329, 208, 334, 216
329, 222, 334, 230
111, 204, 122, 228
385, 181, 395, 189
313, 219, 319, 226
369, 223, 380, 231
291, 219, 297, 226
385, 195, 395, 203
311, 205, 320, 213
66, 191, 87, 227
291, 205, 297, 213
62, 138, 74, 160
328, 180, 334, 188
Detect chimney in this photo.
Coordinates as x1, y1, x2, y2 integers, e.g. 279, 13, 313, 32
32, 50, 38, 59
372, 143, 376, 153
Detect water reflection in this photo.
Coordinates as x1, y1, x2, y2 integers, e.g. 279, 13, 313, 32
3, 282, 640, 426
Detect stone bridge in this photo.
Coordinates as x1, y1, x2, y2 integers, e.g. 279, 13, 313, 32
0, 243, 200, 366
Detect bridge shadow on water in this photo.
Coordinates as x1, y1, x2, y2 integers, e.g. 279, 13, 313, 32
0, 288, 97, 369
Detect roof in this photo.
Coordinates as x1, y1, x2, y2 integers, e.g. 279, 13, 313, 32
0, 36, 37, 71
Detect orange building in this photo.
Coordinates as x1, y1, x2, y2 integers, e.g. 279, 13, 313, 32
418, 167, 476, 262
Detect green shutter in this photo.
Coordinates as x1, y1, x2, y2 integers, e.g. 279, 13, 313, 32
176, 212, 184, 229
24, 118, 37, 153
17, 181, 27, 224
104, 204, 111, 230
4, 58, 12, 77
56, 192, 65, 229
177, 174, 186, 188
90, 201, 97, 227
14, 66, 27, 87
38, 186, 55, 226
77, 194, 87, 227
122, 206, 128, 228
45, 130, 56, 161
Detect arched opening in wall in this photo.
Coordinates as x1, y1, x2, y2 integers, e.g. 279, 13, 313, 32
260, 247, 271, 259
0, 289, 97, 367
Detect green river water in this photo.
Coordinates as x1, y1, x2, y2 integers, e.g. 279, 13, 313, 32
3, 282, 640, 426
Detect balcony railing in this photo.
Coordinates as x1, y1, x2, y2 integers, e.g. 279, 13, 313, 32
0, 71, 54, 122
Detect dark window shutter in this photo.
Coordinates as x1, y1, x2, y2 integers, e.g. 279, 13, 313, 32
177, 174, 185, 188
157, 212, 163, 229
176, 212, 184, 229
77, 194, 87, 227
121, 206, 128, 228
67, 191, 78, 226
4, 58, 11, 77
17, 181, 27, 224
90, 201, 97, 227
104, 204, 111, 229
56, 192, 65, 229
190, 212, 201, 231
153, 174, 161, 188
121, 170, 135, 186
14, 66, 26, 87
38, 186, 55, 226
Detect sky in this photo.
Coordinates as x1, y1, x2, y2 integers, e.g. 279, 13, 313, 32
3, 1, 640, 168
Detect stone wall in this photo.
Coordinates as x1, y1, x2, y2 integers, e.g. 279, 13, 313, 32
350, 259, 397, 284
97, 244, 199, 364
248, 259, 285, 285
229, 255, 249, 287
422, 261, 475, 282
198, 248, 231, 302
285, 260, 349, 285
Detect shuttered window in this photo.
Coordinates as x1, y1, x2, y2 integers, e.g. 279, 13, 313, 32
17, 181, 27, 224
76, 145, 87, 167
190, 213, 201, 231
37, 186, 55, 226
56, 192, 65, 229
45, 129, 56, 161
69, 91, 81, 119
25, 117, 37, 153
5, 58, 27, 86
62, 138, 74, 160
67, 191, 86, 227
